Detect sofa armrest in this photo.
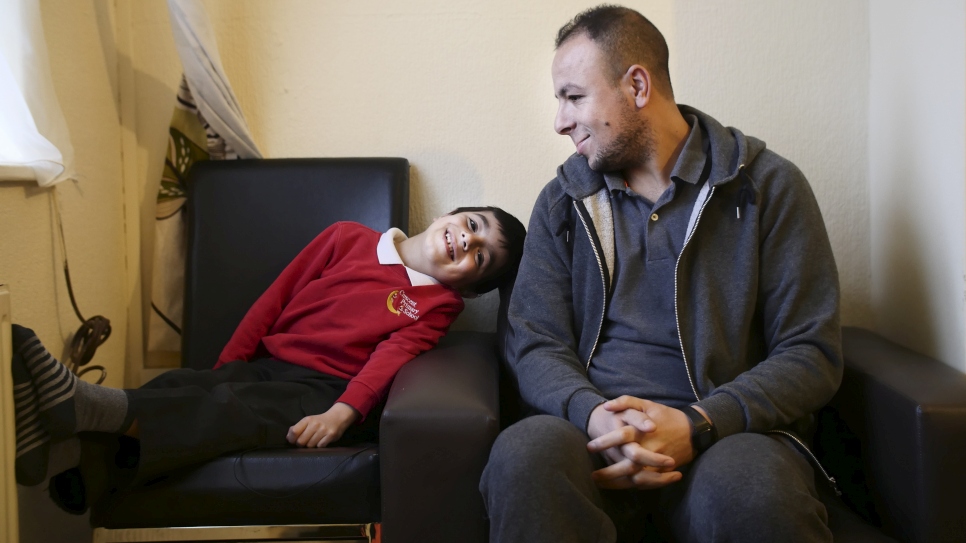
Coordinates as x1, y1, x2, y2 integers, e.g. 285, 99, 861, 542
826, 327, 966, 543
379, 331, 499, 543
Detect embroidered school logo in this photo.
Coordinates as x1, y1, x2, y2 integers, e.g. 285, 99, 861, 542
386, 290, 420, 320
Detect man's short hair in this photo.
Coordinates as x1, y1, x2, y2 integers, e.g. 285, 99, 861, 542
556, 4, 674, 98
448, 206, 527, 295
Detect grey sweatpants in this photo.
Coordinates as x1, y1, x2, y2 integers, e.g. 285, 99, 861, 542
480, 415, 831, 543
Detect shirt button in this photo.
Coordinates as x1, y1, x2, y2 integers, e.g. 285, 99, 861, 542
650, 213, 659, 221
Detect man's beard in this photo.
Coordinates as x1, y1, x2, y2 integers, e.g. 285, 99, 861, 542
588, 110, 654, 173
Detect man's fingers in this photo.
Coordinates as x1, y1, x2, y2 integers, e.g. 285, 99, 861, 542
620, 408, 656, 433
630, 469, 682, 489
587, 425, 640, 452
591, 458, 641, 483
603, 395, 651, 412
619, 442, 676, 469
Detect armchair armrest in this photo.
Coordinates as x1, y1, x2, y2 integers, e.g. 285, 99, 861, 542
826, 327, 966, 543
379, 331, 499, 543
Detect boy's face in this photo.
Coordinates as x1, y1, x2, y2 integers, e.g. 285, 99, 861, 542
420, 210, 508, 292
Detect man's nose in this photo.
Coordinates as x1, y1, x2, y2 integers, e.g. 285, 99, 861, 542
554, 104, 574, 135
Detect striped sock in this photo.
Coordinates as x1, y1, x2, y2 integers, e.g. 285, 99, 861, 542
11, 337, 51, 486
14, 325, 129, 439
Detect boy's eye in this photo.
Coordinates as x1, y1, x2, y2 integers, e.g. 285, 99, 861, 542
568, 95, 583, 102
468, 218, 477, 232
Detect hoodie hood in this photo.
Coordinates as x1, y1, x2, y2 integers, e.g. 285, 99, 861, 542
555, 104, 767, 200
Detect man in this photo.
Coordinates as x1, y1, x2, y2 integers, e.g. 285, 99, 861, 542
481, 5, 842, 543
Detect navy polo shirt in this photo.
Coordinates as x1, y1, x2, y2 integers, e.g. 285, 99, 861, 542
588, 114, 710, 409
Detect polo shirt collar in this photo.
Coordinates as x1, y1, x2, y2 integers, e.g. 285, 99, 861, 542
377, 228, 439, 286
669, 114, 708, 185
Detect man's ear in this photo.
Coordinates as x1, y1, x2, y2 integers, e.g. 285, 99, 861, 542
624, 64, 652, 109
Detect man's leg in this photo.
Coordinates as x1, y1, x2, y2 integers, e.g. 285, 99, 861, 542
661, 433, 831, 543
480, 415, 618, 543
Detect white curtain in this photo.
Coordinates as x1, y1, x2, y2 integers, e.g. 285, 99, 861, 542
166, 0, 261, 159
0, 0, 73, 186
147, 0, 262, 361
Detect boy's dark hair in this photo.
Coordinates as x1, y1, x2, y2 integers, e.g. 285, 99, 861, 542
556, 4, 674, 98
448, 206, 527, 295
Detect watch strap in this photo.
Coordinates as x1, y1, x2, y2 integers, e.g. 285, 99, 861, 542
684, 405, 717, 453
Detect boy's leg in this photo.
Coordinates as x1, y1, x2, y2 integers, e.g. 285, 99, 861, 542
11, 327, 50, 486
13, 325, 130, 439
129, 359, 356, 481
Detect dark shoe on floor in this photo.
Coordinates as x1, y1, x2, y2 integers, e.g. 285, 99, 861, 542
48, 466, 88, 515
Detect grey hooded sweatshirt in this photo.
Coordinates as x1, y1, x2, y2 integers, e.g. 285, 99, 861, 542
504, 105, 843, 445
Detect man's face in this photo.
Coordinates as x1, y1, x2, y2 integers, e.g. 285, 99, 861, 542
552, 34, 653, 172
420, 210, 508, 292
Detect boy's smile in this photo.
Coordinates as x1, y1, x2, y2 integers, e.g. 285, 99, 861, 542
398, 210, 509, 293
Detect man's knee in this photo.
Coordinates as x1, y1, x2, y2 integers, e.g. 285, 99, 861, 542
481, 415, 594, 495
670, 433, 830, 542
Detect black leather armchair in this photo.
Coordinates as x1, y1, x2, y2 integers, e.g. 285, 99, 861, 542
814, 327, 966, 543
90, 158, 498, 543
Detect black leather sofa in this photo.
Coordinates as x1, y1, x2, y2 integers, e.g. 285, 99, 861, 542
814, 327, 966, 543
89, 158, 966, 543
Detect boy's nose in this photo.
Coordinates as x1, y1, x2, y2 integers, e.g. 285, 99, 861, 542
461, 231, 480, 251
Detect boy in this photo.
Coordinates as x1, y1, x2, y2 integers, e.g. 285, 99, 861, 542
12, 205, 526, 511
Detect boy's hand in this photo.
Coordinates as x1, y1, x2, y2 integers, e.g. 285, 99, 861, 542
287, 402, 360, 448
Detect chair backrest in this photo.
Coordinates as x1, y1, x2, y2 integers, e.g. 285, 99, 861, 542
182, 158, 409, 370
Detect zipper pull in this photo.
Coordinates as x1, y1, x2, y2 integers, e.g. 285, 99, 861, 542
828, 476, 842, 497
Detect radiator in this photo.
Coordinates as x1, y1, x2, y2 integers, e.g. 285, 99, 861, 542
0, 284, 18, 543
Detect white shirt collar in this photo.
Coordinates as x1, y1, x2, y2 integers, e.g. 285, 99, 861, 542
377, 228, 439, 287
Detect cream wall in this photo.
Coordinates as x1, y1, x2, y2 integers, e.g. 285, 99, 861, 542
126, 0, 873, 343
869, 1, 966, 372
0, 0, 920, 412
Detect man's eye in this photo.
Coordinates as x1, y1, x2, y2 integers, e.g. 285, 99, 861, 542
469, 218, 477, 232
569, 95, 583, 102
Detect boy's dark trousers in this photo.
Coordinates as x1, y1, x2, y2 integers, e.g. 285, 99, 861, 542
122, 358, 381, 484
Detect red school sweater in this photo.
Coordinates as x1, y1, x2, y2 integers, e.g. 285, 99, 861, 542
215, 222, 464, 418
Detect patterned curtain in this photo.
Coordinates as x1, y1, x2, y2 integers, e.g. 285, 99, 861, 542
147, 0, 262, 366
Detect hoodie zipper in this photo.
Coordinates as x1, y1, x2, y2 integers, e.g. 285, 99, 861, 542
770, 430, 842, 496
666, 167, 841, 496
574, 200, 607, 370
673, 185, 717, 401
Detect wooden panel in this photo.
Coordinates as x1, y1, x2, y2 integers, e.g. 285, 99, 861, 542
0, 284, 18, 543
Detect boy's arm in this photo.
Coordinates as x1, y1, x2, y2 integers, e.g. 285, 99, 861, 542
217, 224, 344, 365
337, 299, 463, 420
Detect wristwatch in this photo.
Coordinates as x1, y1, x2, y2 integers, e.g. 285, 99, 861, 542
684, 405, 717, 453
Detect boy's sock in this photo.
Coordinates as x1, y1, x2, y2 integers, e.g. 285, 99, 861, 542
13, 325, 130, 439
11, 339, 51, 486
